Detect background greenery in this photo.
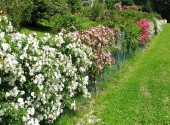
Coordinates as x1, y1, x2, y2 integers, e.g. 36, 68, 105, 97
0, 0, 168, 32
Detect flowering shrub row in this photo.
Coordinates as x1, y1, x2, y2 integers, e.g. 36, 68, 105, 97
0, 14, 167, 125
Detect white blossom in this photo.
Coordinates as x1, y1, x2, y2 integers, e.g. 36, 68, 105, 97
5, 92, 10, 98
71, 100, 76, 110
18, 98, 24, 106
20, 75, 26, 83
28, 107, 35, 116
0, 32, 5, 38
1, 43, 10, 51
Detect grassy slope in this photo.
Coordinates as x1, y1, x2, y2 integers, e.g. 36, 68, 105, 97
54, 24, 170, 125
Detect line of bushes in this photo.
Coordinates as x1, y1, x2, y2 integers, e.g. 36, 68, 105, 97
0, 8, 167, 124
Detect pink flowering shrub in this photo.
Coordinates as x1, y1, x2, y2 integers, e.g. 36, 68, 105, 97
137, 19, 151, 45
114, 3, 139, 11
80, 26, 118, 74
123, 5, 139, 11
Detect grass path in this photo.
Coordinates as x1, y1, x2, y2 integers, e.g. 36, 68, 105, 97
94, 24, 170, 125
55, 24, 170, 125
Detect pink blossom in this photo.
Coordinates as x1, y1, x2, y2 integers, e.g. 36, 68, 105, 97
79, 26, 119, 73
137, 19, 151, 45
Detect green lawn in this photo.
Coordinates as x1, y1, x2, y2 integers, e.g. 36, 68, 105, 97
54, 24, 170, 125
21, 24, 55, 37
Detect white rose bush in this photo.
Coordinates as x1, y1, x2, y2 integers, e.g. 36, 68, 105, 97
0, 16, 93, 125
155, 18, 167, 34
148, 21, 155, 39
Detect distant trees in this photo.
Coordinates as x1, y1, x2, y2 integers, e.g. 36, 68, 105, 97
129, 0, 170, 21
151, 0, 170, 21
104, 0, 170, 21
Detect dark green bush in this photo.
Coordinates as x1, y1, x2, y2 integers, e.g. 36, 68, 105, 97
49, 14, 98, 32
67, 0, 83, 14
96, 9, 142, 28
142, 0, 153, 12
121, 21, 141, 55
90, 1, 106, 21
102, 21, 117, 28
49, 14, 76, 32
105, 0, 121, 9
2, 0, 34, 30
79, 20, 98, 30
122, 0, 134, 5
28, 0, 70, 25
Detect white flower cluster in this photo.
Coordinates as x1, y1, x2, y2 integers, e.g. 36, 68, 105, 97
0, 16, 93, 124
148, 21, 155, 39
155, 18, 167, 33
0, 15, 13, 33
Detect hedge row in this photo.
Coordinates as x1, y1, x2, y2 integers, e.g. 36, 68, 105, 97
0, 14, 167, 125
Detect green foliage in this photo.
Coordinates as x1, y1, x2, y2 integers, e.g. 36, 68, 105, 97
49, 14, 97, 32
133, 0, 170, 21
142, 0, 153, 12
122, 0, 134, 5
29, 0, 49, 24
67, 0, 83, 14
29, 0, 70, 24
50, 14, 80, 32
121, 21, 141, 55
105, 0, 121, 9
75, 17, 98, 30
1, 0, 34, 30
97, 9, 156, 29
0, 105, 26, 125
1, 0, 70, 29
90, 1, 106, 21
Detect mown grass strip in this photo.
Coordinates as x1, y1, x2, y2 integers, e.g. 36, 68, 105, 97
94, 24, 170, 125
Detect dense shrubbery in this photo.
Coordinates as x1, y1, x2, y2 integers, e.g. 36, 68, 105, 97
0, 0, 34, 30
0, 1, 168, 125
0, 0, 71, 29
121, 22, 141, 55
0, 13, 167, 124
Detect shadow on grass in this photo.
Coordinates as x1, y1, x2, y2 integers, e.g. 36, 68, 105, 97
22, 23, 56, 35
